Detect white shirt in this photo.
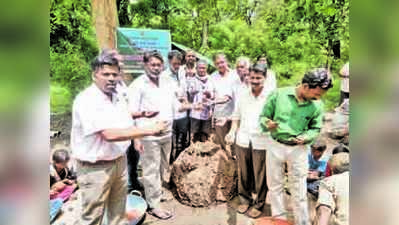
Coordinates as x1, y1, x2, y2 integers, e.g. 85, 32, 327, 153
210, 69, 241, 119
71, 84, 133, 162
190, 75, 216, 120
340, 62, 349, 92
231, 84, 275, 149
265, 69, 277, 91
128, 74, 177, 140
161, 68, 187, 120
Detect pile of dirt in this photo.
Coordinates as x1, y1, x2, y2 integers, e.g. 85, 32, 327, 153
171, 141, 238, 207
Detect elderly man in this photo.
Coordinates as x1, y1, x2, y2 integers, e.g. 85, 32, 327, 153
316, 152, 349, 225
190, 60, 215, 142
260, 68, 333, 225
128, 50, 187, 220
71, 49, 167, 225
179, 49, 197, 77
226, 63, 275, 218
233, 56, 251, 95
210, 53, 241, 156
161, 50, 190, 163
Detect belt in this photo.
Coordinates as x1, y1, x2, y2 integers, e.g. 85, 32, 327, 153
77, 155, 124, 166
275, 138, 298, 146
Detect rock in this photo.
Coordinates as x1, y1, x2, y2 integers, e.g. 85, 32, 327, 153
171, 141, 238, 207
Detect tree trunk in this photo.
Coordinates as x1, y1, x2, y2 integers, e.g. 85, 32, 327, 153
201, 20, 209, 49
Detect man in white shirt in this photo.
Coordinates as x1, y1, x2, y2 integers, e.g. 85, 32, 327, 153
210, 53, 241, 155
257, 53, 277, 91
339, 62, 349, 105
161, 50, 190, 163
225, 63, 276, 218
232, 56, 251, 98
128, 50, 184, 220
71, 50, 167, 225
190, 60, 215, 142
178, 49, 197, 78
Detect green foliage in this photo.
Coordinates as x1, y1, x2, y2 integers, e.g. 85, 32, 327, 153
50, 0, 98, 113
50, 82, 72, 114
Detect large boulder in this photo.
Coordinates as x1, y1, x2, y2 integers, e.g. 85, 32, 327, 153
171, 141, 237, 207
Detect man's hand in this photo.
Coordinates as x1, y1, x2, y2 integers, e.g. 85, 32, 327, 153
50, 189, 59, 197
134, 139, 145, 154
293, 137, 305, 145
308, 170, 320, 180
143, 111, 159, 118
52, 181, 66, 191
63, 179, 75, 185
225, 130, 236, 145
151, 121, 169, 136
266, 120, 279, 131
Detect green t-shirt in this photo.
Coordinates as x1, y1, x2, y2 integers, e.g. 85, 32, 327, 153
259, 87, 324, 143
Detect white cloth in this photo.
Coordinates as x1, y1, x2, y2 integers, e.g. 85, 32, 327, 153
161, 68, 187, 120
317, 172, 349, 225
265, 134, 310, 225
340, 63, 349, 92
128, 74, 177, 140
266, 69, 277, 91
231, 85, 275, 149
210, 69, 241, 119
190, 75, 216, 120
71, 84, 133, 162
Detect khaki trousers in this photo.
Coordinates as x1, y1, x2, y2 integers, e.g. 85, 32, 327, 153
214, 120, 232, 154
235, 144, 268, 209
140, 136, 172, 209
266, 138, 310, 225
74, 155, 128, 225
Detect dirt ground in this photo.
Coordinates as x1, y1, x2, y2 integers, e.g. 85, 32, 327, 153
50, 112, 343, 225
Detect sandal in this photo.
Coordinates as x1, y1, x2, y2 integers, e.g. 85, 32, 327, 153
148, 208, 174, 220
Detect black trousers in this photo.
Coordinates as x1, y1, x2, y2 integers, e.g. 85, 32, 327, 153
126, 141, 144, 193
171, 117, 190, 163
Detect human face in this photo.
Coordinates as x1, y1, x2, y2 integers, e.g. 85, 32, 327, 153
236, 63, 248, 78
303, 85, 327, 101
93, 65, 120, 95
169, 57, 181, 74
54, 161, 68, 171
249, 71, 265, 91
197, 63, 207, 77
311, 148, 324, 161
215, 56, 228, 74
185, 51, 196, 64
258, 57, 267, 65
146, 57, 163, 78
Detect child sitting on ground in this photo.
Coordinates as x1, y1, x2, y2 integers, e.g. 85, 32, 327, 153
49, 149, 77, 202
307, 138, 328, 198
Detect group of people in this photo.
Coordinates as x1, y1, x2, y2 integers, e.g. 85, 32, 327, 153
50, 48, 349, 225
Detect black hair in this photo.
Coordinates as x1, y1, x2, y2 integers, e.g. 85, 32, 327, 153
332, 144, 350, 154
167, 50, 183, 62
91, 48, 121, 72
256, 53, 267, 62
52, 149, 70, 164
143, 50, 164, 64
250, 63, 267, 77
302, 68, 333, 90
310, 138, 327, 152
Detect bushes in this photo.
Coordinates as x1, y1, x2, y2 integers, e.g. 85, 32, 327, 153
50, 0, 98, 113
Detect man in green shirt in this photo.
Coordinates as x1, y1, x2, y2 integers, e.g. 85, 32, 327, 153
259, 68, 332, 225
